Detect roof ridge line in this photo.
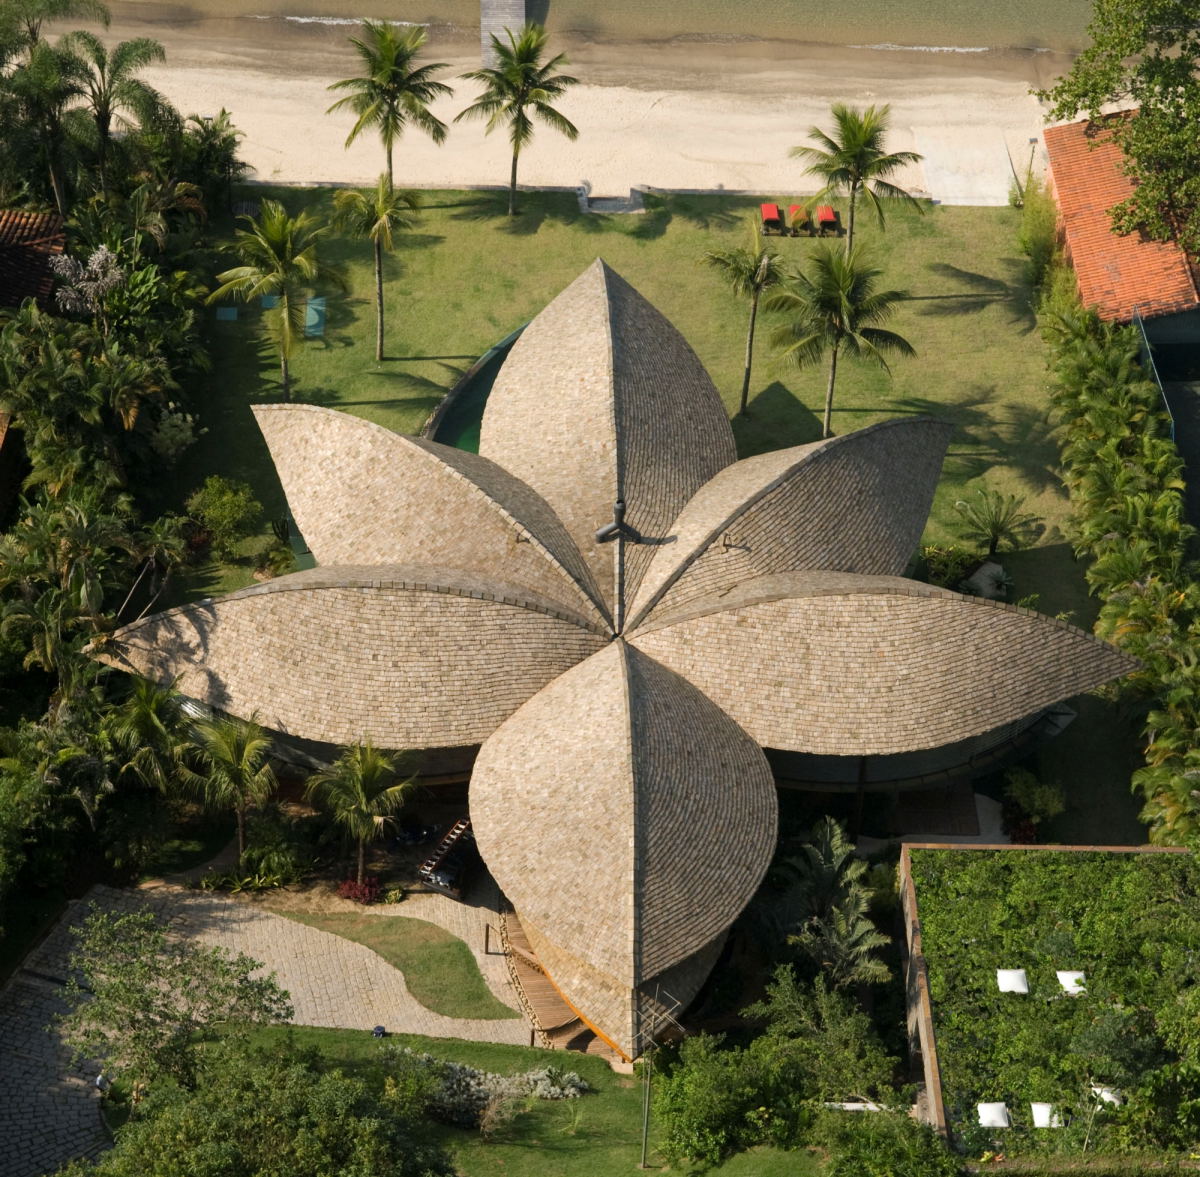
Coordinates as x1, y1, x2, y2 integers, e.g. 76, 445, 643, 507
615, 639, 643, 989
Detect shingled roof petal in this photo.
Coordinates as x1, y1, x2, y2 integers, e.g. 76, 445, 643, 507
631, 571, 1139, 755
521, 918, 726, 1060
627, 417, 954, 629
252, 404, 609, 628
478, 259, 737, 619
470, 640, 775, 987
96, 564, 606, 748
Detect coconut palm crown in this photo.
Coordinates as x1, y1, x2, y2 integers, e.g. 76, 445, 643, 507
791, 103, 924, 251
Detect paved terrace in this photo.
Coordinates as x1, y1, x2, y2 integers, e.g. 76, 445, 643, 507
0, 877, 529, 1177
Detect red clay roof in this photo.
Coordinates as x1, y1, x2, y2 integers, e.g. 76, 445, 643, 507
0, 210, 65, 309
1043, 118, 1199, 323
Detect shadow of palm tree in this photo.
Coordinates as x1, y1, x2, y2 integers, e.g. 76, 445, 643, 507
733, 380, 822, 456
909, 260, 1036, 331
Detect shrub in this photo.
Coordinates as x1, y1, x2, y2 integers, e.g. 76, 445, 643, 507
338, 876, 381, 904
1018, 172, 1059, 290
185, 475, 262, 561
920, 545, 977, 588
378, 1045, 589, 1130
1004, 767, 1065, 827
815, 1108, 961, 1177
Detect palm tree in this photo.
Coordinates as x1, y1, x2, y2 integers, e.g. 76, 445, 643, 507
326, 22, 451, 191
106, 676, 186, 793
703, 219, 785, 417
790, 103, 923, 252
455, 23, 579, 216
304, 741, 412, 884
953, 489, 1043, 557
332, 175, 419, 362
182, 713, 276, 865
62, 31, 165, 196
11, 0, 109, 47
767, 244, 914, 439
206, 200, 347, 400
8, 40, 84, 215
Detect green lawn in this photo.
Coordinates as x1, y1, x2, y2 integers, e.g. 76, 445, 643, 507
282, 912, 519, 1021
242, 1024, 819, 1176
175, 185, 1144, 842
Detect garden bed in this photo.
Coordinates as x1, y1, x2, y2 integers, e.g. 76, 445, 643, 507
902, 844, 1199, 1157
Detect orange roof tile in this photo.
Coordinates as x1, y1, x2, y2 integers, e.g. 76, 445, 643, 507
0, 210, 64, 309
1043, 117, 1198, 323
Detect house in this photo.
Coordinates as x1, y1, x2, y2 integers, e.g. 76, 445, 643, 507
0, 209, 64, 310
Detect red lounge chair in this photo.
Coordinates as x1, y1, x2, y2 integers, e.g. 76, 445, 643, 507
760, 202, 784, 235
787, 204, 811, 237
815, 205, 838, 236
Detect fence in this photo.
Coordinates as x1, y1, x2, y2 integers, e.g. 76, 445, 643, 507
1132, 305, 1175, 442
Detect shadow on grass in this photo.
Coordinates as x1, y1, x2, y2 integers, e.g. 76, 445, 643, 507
912, 260, 1036, 331
733, 380, 821, 456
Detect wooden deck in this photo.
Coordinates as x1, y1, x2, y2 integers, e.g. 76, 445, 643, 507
504, 912, 625, 1065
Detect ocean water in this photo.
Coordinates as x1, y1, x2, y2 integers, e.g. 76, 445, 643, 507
124, 0, 1095, 54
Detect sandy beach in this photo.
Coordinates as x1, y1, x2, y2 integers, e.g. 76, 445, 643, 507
108, 8, 1074, 205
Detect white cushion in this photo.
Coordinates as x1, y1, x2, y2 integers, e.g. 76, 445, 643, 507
996, 969, 1029, 993
1092, 1085, 1122, 1105
1030, 1102, 1062, 1127
977, 1102, 1010, 1127
1056, 970, 1086, 995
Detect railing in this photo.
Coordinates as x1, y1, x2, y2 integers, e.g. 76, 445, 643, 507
497, 906, 553, 1049
1132, 305, 1175, 442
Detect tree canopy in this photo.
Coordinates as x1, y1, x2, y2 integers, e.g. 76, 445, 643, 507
1040, 0, 1200, 256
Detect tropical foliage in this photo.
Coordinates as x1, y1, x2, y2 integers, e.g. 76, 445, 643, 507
1039, 0, 1200, 256
703, 219, 785, 417
305, 741, 412, 884
1044, 306, 1200, 844
789, 103, 923, 252
768, 244, 914, 439
206, 199, 347, 400
911, 848, 1200, 1154
326, 21, 451, 190
58, 904, 293, 1089
952, 488, 1043, 557
332, 176, 420, 361
455, 23, 578, 215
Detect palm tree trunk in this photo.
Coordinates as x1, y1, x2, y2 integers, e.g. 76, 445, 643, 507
357, 838, 366, 886
236, 806, 246, 865
280, 353, 290, 401
509, 151, 519, 215
386, 145, 394, 192
846, 186, 857, 253
739, 293, 759, 417
823, 343, 840, 439
374, 237, 384, 362
47, 155, 67, 218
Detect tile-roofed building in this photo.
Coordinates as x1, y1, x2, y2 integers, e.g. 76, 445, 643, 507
96, 260, 1138, 1060
0, 210, 64, 308
1043, 116, 1199, 323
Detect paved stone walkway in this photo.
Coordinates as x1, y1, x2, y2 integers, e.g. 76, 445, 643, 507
0, 878, 532, 1176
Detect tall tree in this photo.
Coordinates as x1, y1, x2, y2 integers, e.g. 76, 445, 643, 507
790, 103, 923, 252
332, 175, 419, 362
455, 23, 578, 216
703, 219, 785, 418
1039, 0, 1200, 257
305, 741, 411, 885
326, 22, 451, 190
181, 713, 276, 865
62, 31, 166, 196
206, 200, 347, 400
10, 0, 109, 48
7, 40, 84, 215
767, 245, 914, 439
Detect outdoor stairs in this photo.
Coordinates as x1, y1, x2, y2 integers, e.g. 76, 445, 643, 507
417, 818, 471, 882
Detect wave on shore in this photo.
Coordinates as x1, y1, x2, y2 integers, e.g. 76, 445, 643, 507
248, 13, 427, 26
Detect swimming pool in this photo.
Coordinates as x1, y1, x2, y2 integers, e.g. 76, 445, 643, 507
424, 327, 525, 454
